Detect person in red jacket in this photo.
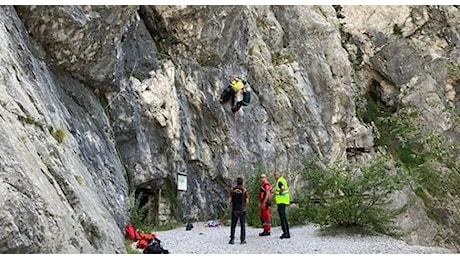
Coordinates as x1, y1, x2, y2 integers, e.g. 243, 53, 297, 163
258, 173, 272, 236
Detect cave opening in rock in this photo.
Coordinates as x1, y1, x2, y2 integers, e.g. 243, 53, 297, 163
133, 187, 160, 227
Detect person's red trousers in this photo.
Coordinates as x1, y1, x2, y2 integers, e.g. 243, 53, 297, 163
260, 205, 271, 232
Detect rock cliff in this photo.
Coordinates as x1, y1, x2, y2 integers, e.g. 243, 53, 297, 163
0, 5, 458, 253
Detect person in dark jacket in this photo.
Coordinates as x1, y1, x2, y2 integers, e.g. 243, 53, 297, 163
228, 177, 250, 244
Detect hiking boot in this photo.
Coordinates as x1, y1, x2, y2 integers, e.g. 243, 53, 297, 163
240, 240, 247, 244
280, 234, 291, 239
228, 239, 234, 244
259, 231, 270, 236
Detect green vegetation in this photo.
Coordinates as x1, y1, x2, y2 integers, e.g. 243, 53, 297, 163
393, 24, 403, 37
129, 194, 156, 233
245, 165, 266, 227
129, 197, 180, 233
356, 92, 394, 148
243, 155, 409, 236
124, 239, 140, 254
42, 158, 52, 171
357, 91, 460, 226
256, 17, 272, 31
353, 47, 364, 71
338, 27, 364, 71
249, 45, 255, 57
291, 155, 408, 236
19, 135, 29, 143
271, 51, 296, 66
74, 175, 85, 186
280, 90, 460, 237
50, 128, 67, 143
444, 100, 460, 125
124, 165, 134, 194
17, 114, 44, 129
444, 61, 460, 81
161, 187, 180, 210
154, 221, 179, 232
129, 183, 181, 234
99, 93, 110, 115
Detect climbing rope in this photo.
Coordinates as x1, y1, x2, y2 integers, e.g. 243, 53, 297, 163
232, 111, 238, 176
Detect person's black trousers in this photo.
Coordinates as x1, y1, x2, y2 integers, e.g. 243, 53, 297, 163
230, 210, 246, 241
277, 203, 290, 236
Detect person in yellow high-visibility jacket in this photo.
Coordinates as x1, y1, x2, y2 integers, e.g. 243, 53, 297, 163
273, 169, 290, 239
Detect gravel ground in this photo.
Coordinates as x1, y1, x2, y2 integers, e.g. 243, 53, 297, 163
150, 222, 454, 254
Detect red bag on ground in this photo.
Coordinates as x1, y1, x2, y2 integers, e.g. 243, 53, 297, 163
136, 232, 158, 249
125, 224, 136, 240
137, 239, 149, 249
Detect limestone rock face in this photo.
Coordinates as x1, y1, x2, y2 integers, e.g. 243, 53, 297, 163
107, 5, 371, 225
0, 6, 128, 253
0, 5, 459, 253
338, 6, 460, 251
15, 5, 139, 91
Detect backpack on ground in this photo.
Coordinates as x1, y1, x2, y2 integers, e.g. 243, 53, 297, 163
143, 240, 169, 254
185, 223, 193, 231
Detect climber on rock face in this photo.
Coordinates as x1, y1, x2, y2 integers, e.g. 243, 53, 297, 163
220, 75, 251, 113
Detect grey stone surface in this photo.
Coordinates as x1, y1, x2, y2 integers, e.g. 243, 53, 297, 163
152, 222, 453, 254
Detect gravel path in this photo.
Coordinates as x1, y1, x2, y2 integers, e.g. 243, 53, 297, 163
152, 222, 453, 254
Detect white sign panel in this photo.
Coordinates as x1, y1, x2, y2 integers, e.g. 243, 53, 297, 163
177, 173, 187, 191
